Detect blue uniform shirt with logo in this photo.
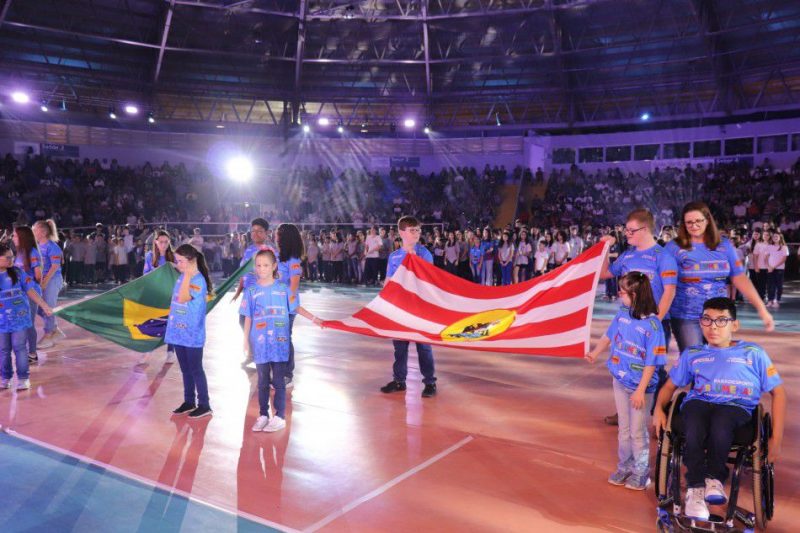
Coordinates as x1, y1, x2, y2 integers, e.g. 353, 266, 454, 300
0, 268, 38, 333
469, 246, 482, 265
143, 251, 169, 274
239, 281, 292, 364
386, 244, 433, 280
670, 341, 782, 413
664, 238, 745, 319
15, 248, 41, 280
164, 272, 207, 348
605, 307, 667, 393
278, 256, 303, 314
609, 244, 677, 315
40, 240, 63, 276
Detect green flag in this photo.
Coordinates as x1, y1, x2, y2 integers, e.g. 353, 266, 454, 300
55, 260, 251, 353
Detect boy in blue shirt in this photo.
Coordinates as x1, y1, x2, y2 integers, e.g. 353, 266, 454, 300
654, 297, 786, 521
380, 216, 437, 398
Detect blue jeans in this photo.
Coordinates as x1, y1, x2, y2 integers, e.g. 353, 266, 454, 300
767, 270, 784, 302
612, 378, 652, 477
481, 259, 494, 286
670, 317, 704, 353
286, 314, 296, 379
500, 263, 513, 285
40, 274, 63, 334
257, 361, 288, 418
470, 263, 480, 283
175, 345, 210, 408
27, 299, 38, 355
1, 330, 29, 380
392, 340, 436, 385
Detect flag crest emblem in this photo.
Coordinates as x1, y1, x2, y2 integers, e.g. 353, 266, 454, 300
440, 309, 516, 342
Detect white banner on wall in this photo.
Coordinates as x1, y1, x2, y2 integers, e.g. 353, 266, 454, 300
14, 142, 39, 156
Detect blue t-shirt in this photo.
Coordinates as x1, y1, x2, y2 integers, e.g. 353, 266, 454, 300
143, 251, 168, 274
164, 272, 208, 348
670, 341, 782, 413
14, 248, 41, 280
39, 240, 63, 276
605, 308, 667, 393
0, 268, 38, 333
386, 244, 433, 280
665, 238, 745, 319
469, 246, 482, 266
481, 240, 495, 261
240, 243, 275, 267
609, 244, 678, 316
238, 281, 292, 364
278, 256, 303, 314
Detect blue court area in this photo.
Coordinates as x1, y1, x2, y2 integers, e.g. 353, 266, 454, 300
0, 433, 282, 533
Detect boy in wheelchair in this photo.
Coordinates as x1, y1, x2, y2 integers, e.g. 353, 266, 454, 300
653, 297, 786, 521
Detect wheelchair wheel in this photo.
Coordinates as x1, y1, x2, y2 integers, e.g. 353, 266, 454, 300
655, 430, 673, 500
753, 413, 774, 530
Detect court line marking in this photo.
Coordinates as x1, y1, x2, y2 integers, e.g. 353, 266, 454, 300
303, 435, 475, 533
2, 429, 301, 533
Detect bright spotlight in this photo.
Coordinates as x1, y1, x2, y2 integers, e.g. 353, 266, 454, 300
226, 156, 254, 182
423, 126, 430, 134
640, 112, 651, 121
403, 118, 415, 129
40, 103, 49, 112
337, 125, 344, 134
11, 91, 30, 104
318, 117, 330, 126
108, 108, 117, 119
147, 112, 155, 124
302, 124, 311, 133
125, 104, 139, 115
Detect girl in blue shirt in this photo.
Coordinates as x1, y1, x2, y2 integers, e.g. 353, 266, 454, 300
167, 244, 214, 419
33, 219, 64, 349
12, 226, 43, 364
0, 243, 53, 390
665, 202, 773, 352
479, 228, 495, 286
468, 235, 483, 283
276, 223, 305, 388
586, 271, 667, 491
240, 250, 322, 432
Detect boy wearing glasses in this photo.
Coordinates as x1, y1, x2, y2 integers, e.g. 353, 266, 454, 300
653, 297, 786, 521
380, 216, 437, 398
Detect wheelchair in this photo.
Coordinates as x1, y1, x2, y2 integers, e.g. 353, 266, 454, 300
654, 392, 775, 532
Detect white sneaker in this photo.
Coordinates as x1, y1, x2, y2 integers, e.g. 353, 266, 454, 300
165, 351, 176, 364
263, 416, 286, 432
704, 478, 727, 505
16, 379, 30, 391
251, 415, 270, 431
37, 338, 55, 349
773, 301, 780, 308
0, 378, 11, 389
685, 487, 710, 520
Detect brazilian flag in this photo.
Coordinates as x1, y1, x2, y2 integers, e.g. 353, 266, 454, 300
55, 260, 251, 353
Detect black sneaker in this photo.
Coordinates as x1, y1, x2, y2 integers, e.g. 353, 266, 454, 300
422, 384, 437, 398
284, 376, 294, 389
188, 405, 213, 418
380, 381, 406, 393
172, 402, 196, 415
28, 353, 38, 364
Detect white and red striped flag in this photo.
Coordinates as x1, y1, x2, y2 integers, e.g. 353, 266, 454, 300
324, 241, 608, 357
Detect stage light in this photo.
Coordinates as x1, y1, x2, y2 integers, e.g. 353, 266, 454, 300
496, 112, 501, 126
108, 108, 117, 119
60, 99, 67, 112
226, 156, 254, 182
640, 112, 650, 121
318, 117, 330, 126
125, 104, 139, 115
40, 102, 49, 112
11, 91, 29, 104
423, 126, 430, 134
302, 124, 311, 133
403, 118, 415, 129
147, 112, 155, 124
337, 125, 344, 134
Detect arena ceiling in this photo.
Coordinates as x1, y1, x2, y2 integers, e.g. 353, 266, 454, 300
1, 0, 800, 132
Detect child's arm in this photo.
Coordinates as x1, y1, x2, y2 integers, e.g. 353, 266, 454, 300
584, 335, 610, 363
27, 288, 52, 315
631, 365, 656, 410
768, 385, 786, 462
176, 269, 194, 303
652, 378, 678, 433
242, 316, 252, 354
295, 305, 323, 328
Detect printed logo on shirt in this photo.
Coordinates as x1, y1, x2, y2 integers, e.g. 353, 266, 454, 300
726, 357, 753, 366
691, 356, 715, 365
255, 321, 267, 330
654, 346, 667, 355
661, 270, 677, 278
190, 284, 201, 291
630, 363, 644, 372
611, 355, 620, 365
277, 336, 288, 342
618, 316, 631, 325
767, 365, 778, 377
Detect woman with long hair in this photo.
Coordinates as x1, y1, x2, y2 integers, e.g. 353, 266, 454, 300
665, 201, 773, 352
12, 226, 42, 363
764, 231, 789, 308
144, 230, 176, 275
276, 223, 305, 388
32, 219, 64, 349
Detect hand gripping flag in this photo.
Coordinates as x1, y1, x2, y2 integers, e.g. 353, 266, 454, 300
324, 241, 609, 357
55, 260, 251, 353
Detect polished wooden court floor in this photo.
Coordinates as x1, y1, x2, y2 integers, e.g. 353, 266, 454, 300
1, 283, 798, 532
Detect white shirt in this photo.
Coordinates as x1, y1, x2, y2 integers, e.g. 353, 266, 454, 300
753, 242, 769, 270
764, 244, 789, 270
365, 235, 382, 258
534, 250, 549, 271
516, 242, 532, 265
